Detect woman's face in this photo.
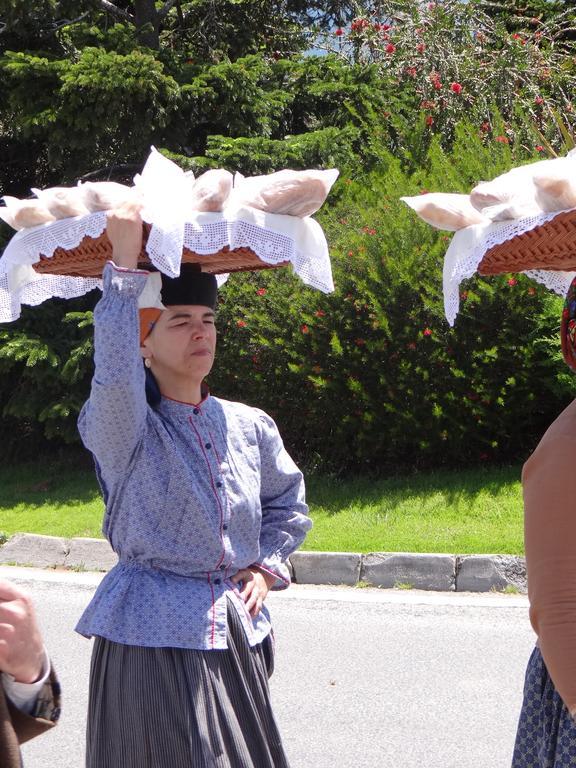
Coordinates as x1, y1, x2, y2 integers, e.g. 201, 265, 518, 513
141, 305, 217, 383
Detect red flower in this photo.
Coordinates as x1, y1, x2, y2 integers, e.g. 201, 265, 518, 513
507, 277, 517, 286
528, 287, 536, 296
335, 28, 344, 36
256, 288, 267, 296
347, 250, 354, 256
417, 43, 426, 53
535, 145, 544, 152
407, 342, 417, 350
351, 18, 369, 32
425, 115, 434, 126
385, 43, 396, 54
382, 24, 391, 31
423, 327, 432, 336
495, 135, 509, 144
314, 310, 325, 317
534, 96, 544, 105
450, 82, 463, 94
237, 319, 247, 328
480, 121, 490, 132
460, 291, 469, 300
355, 338, 366, 346
419, 189, 429, 195
406, 67, 417, 78
301, 324, 309, 334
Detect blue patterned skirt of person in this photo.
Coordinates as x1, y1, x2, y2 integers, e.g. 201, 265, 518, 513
511, 276, 576, 768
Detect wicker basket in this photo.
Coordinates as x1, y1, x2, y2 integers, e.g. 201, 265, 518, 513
478, 209, 576, 275
32, 223, 289, 277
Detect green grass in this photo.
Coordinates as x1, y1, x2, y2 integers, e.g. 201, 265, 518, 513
0, 460, 524, 555
0, 459, 104, 539
301, 466, 524, 555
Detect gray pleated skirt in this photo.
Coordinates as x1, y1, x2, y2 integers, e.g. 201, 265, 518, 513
86, 602, 290, 768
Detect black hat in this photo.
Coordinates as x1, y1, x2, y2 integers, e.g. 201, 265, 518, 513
160, 263, 218, 309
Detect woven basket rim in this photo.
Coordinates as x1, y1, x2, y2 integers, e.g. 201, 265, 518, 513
478, 208, 576, 275
31, 225, 290, 277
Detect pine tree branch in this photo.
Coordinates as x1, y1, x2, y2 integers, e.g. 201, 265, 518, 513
79, 163, 141, 182
96, 0, 134, 23
158, 0, 178, 21
40, 12, 92, 36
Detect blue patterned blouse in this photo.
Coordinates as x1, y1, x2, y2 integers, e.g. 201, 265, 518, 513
75, 263, 311, 650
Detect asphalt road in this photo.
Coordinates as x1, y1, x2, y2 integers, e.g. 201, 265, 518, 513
4, 567, 535, 768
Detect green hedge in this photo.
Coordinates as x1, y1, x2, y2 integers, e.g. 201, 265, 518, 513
210, 129, 576, 473
1, 124, 575, 472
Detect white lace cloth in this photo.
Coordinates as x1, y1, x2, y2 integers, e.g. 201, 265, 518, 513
443, 208, 576, 325
0, 206, 333, 322
0, 147, 334, 322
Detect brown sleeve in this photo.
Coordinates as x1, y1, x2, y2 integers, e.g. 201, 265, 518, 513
7, 667, 61, 744
523, 430, 576, 714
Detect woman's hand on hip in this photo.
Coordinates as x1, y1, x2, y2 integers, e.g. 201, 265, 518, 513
231, 567, 276, 618
106, 198, 144, 270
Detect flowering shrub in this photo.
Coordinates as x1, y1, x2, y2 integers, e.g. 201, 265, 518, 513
320, 0, 576, 149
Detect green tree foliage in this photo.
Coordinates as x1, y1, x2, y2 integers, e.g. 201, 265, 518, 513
0, 296, 96, 459
2, 0, 576, 470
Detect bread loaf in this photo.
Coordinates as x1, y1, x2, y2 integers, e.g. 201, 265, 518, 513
189, 169, 233, 212
0, 196, 56, 230
77, 181, 133, 212
400, 193, 488, 231
230, 168, 339, 217
32, 186, 89, 219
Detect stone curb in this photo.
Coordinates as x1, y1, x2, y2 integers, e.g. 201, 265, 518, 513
0, 535, 527, 593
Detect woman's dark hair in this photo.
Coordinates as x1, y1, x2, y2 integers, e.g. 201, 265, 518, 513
144, 365, 162, 406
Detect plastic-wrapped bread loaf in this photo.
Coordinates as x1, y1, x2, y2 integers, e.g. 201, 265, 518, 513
32, 186, 89, 219
77, 181, 133, 212
400, 193, 488, 231
533, 171, 576, 213
230, 168, 339, 217
470, 155, 576, 221
189, 169, 233, 212
0, 196, 56, 230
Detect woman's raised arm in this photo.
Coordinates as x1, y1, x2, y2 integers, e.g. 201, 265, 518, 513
78, 203, 150, 478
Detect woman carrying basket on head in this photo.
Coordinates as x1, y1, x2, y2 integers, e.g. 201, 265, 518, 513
75, 199, 311, 768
